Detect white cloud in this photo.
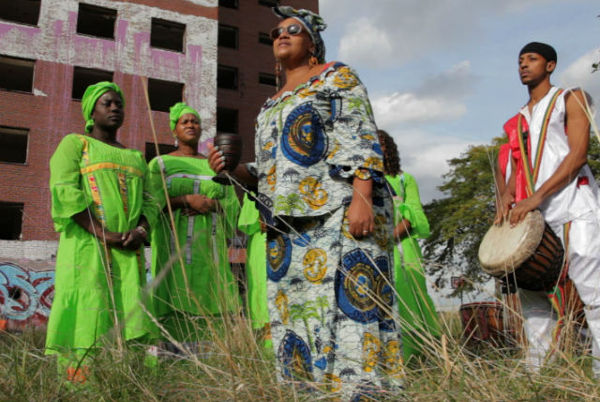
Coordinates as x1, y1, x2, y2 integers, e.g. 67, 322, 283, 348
560, 47, 600, 104
388, 128, 472, 203
322, 0, 566, 69
372, 61, 473, 126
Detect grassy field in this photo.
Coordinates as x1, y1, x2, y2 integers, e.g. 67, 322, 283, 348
1, 310, 599, 402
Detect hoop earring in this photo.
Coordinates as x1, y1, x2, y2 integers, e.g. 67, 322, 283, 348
309, 53, 318, 69
275, 60, 282, 92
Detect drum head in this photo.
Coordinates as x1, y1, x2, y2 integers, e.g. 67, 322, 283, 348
478, 210, 545, 276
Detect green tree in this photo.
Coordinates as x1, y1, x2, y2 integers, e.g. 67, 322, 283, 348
423, 134, 600, 295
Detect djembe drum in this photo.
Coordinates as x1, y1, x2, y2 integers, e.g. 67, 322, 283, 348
460, 302, 506, 346
478, 210, 564, 291
212, 133, 242, 185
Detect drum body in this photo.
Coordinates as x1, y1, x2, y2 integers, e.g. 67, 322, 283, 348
460, 302, 505, 346
479, 210, 564, 291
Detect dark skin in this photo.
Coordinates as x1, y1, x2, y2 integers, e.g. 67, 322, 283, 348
72, 90, 149, 250
379, 139, 411, 241
208, 17, 375, 238
166, 113, 217, 215
495, 52, 591, 226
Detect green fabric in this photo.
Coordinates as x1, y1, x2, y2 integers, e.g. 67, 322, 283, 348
386, 172, 440, 362
148, 155, 241, 341
45, 134, 159, 356
238, 194, 269, 329
81, 82, 125, 134
169, 102, 201, 132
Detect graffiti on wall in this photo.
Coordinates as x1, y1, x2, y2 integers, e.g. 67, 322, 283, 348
0, 262, 55, 331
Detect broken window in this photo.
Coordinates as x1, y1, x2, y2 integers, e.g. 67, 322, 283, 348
76, 3, 117, 39
258, 0, 279, 7
0, 55, 34, 93
72, 67, 113, 100
148, 78, 184, 112
219, 0, 239, 9
150, 18, 185, 53
0, 202, 24, 240
217, 65, 238, 90
0, 0, 41, 26
218, 24, 238, 49
259, 72, 276, 87
217, 107, 238, 134
258, 32, 272, 46
0, 126, 28, 164
144, 142, 178, 162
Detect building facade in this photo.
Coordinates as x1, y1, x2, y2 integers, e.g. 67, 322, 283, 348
0, 0, 219, 242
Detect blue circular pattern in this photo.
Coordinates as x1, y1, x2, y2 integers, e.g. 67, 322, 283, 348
335, 249, 382, 323
267, 233, 292, 282
280, 102, 327, 167
278, 330, 314, 381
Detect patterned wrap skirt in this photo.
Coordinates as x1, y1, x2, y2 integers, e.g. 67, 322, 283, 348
266, 201, 404, 401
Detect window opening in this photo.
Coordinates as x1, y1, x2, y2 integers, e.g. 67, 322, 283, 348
0, 126, 28, 164
76, 3, 117, 39
150, 18, 185, 52
148, 78, 184, 112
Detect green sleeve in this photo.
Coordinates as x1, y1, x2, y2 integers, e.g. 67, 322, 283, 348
49, 134, 90, 232
238, 193, 261, 236
399, 173, 430, 239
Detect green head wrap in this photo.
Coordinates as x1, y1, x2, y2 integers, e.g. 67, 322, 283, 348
81, 82, 125, 134
169, 102, 201, 133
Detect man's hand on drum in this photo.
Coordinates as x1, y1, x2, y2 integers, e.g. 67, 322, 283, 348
509, 194, 542, 226
494, 191, 515, 225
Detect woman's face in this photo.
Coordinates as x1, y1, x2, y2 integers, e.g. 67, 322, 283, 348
174, 113, 201, 144
272, 18, 314, 64
92, 90, 124, 130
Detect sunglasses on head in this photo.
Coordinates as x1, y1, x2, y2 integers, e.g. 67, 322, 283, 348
270, 23, 303, 40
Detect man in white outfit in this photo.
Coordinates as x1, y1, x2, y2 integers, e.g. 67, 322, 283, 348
497, 42, 600, 374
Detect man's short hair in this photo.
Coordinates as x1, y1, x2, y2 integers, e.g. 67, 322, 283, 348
520, 42, 557, 64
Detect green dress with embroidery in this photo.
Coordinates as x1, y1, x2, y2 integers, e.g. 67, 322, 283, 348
386, 172, 440, 361
238, 193, 269, 329
148, 155, 240, 341
45, 134, 159, 355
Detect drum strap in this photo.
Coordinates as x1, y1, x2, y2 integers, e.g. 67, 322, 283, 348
516, 89, 565, 196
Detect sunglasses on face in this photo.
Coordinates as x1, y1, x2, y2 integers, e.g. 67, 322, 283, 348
270, 23, 303, 40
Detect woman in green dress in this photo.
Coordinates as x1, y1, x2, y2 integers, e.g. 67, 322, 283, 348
378, 129, 441, 362
46, 82, 159, 383
238, 193, 270, 346
149, 103, 240, 348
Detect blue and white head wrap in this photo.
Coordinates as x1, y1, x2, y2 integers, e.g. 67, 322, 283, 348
273, 6, 327, 64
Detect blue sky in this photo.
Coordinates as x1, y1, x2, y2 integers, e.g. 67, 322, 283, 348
319, 0, 600, 202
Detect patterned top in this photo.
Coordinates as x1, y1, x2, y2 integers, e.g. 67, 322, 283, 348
254, 62, 384, 221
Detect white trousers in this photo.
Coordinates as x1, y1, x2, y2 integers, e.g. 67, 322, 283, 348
520, 211, 600, 374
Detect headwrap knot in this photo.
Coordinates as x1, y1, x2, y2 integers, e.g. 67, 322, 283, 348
81, 82, 125, 134
169, 102, 201, 134
273, 6, 327, 64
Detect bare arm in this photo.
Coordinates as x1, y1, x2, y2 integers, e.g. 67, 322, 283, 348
509, 90, 590, 225
72, 209, 123, 248
347, 175, 374, 238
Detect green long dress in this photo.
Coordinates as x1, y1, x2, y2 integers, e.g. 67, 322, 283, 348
386, 172, 440, 361
148, 155, 240, 342
238, 194, 269, 330
46, 134, 159, 357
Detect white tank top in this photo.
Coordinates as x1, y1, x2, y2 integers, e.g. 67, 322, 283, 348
519, 86, 599, 224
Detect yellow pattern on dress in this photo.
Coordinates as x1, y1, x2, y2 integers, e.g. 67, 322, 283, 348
302, 248, 328, 283
298, 177, 329, 209
275, 290, 289, 324
362, 332, 381, 372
